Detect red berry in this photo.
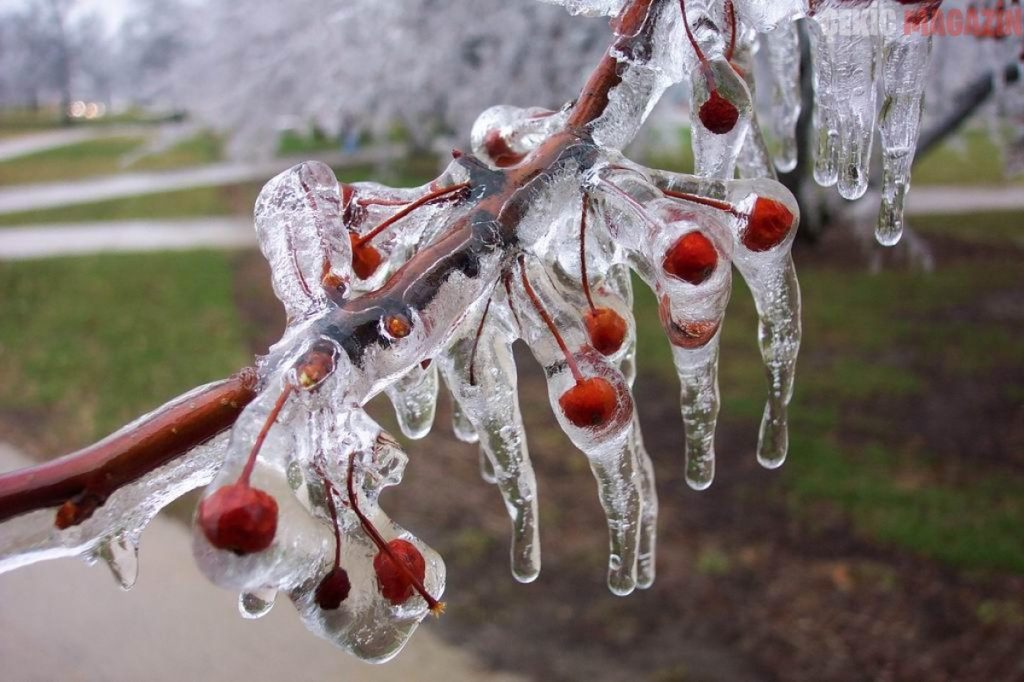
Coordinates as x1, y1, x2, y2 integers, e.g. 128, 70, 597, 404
584, 307, 627, 356
559, 376, 618, 428
349, 233, 382, 279
741, 197, 794, 252
699, 90, 739, 135
662, 231, 718, 285
315, 567, 352, 610
198, 484, 278, 555
483, 129, 526, 168
374, 539, 427, 605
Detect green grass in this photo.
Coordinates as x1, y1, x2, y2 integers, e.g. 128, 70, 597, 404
0, 107, 166, 136
127, 132, 223, 172
0, 136, 145, 184
914, 129, 1023, 186
633, 219, 1024, 574
0, 161, 436, 227
0, 132, 225, 185
0, 251, 251, 446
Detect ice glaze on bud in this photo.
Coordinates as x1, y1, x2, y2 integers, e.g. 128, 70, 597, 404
374, 539, 427, 605
584, 307, 627, 356
315, 567, 352, 610
559, 376, 619, 428
350, 233, 383, 279
741, 197, 794, 252
198, 484, 278, 555
698, 90, 740, 135
483, 129, 526, 168
663, 231, 718, 285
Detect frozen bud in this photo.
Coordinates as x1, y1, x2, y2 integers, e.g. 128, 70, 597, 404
198, 484, 278, 555
315, 567, 352, 610
663, 231, 718, 285
559, 376, 619, 428
374, 539, 427, 605
741, 197, 795, 252
699, 90, 740, 135
349, 233, 383, 279
584, 307, 627, 356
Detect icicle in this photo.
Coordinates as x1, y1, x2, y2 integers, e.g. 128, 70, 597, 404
449, 397, 480, 444
515, 257, 642, 595
239, 587, 278, 619
384, 362, 439, 440
761, 21, 803, 173
438, 294, 541, 584
807, 20, 840, 187
811, 8, 880, 199
98, 531, 140, 591
876, 1, 934, 246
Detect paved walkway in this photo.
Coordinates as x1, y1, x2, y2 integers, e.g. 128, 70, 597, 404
0, 443, 526, 682
0, 218, 254, 260
0, 145, 402, 216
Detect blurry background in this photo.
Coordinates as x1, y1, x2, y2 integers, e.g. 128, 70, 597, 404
0, 0, 1021, 680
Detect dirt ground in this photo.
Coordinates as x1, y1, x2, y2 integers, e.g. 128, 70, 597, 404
2, 228, 1021, 682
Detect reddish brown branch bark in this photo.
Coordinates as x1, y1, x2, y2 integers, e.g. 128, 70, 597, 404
0, 367, 259, 526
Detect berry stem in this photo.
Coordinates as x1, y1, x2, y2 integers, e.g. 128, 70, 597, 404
238, 384, 294, 487
661, 187, 738, 215
725, 0, 737, 62
518, 255, 585, 384
578, 194, 598, 313
345, 453, 443, 614
468, 294, 494, 387
314, 464, 343, 568
502, 271, 523, 331
679, 0, 711, 78
353, 182, 471, 248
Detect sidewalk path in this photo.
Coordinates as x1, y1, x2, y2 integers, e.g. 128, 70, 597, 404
0, 219, 254, 260
0, 126, 152, 162
905, 185, 1024, 215
0, 443, 526, 682
0, 146, 402, 216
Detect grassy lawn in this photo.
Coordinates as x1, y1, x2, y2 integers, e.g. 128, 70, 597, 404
0, 136, 145, 185
914, 128, 1023, 186
0, 161, 437, 227
0, 251, 251, 449
0, 132, 225, 186
633, 223, 1024, 574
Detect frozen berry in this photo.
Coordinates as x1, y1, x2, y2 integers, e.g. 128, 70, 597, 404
198, 483, 278, 555
483, 129, 526, 167
584, 307, 627, 356
350, 233, 383, 279
658, 296, 720, 349
699, 90, 739, 135
374, 539, 427, 605
315, 567, 352, 610
559, 376, 618, 428
742, 197, 794, 252
663, 231, 718, 285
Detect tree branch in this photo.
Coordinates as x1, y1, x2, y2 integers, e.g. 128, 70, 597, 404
916, 62, 1021, 159
0, 367, 259, 526
0, 0, 659, 529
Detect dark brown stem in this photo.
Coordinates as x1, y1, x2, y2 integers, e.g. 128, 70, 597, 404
518, 255, 584, 384
725, 0, 737, 61
578, 194, 597, 312
468, 295, 493, 387
345, 453, 442, 613
354, 182, 471, 248
0, 367, 259, 526
314, 463, 343, 568
661, 187, 737, 214
238, 384, 294, 486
